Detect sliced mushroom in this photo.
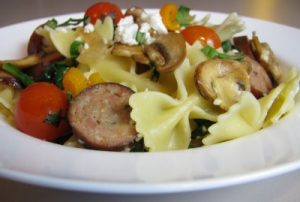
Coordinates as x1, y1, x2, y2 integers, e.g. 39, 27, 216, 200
144, 44, 165, 66
0, 54, 41, 69
145, 32, 186, 73
125, 7, 145, 25
250, 32, 281, 85
194, 59, 250, 110
0, 70, 22, 88
111, 43, 150, 64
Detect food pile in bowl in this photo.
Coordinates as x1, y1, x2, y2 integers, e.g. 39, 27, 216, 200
0, 2, 299, 152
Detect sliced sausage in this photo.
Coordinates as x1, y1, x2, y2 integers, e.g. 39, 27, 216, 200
244, 56, 273, 98
27, 30, 44, 55
233, 36, 255, 59
68, 83, 137, 151
233, 36, 273, 98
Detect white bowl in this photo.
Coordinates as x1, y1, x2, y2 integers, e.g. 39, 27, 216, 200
1, 10, 300, 194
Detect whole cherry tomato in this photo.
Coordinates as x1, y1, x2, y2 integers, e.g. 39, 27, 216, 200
15, 82, 70, 141
181, 25, 221, 48
84, 2, 123, 24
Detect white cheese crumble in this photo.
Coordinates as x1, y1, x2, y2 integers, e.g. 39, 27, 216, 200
207, 39, 215, 48
115, 10, 168, 45
139, 22, 153, 44
83, 43, 90, 50
84, 23, 95, 33
141, 12, 167, 34
115, 16, 139, 45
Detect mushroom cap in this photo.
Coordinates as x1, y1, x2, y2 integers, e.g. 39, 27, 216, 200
194, 59, 251, 110
145, 32, 186, 73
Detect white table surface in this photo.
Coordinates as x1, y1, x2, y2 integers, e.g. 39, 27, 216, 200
1, 0, 300, 201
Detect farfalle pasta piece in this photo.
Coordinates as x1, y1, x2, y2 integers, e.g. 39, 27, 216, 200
129, 92, 198, 151
129, 59, 220, 151
90, 54, 170, 93
49, 28, 77, 58
174, 58, 221, 121
202, 91, 261, 145
264, 69, 300, 126
186, 41, 207, 67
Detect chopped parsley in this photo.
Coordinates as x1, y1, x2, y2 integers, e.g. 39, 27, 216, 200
150, 63, 160, 82
201, 45, 244, 61
66, 91, 73, 103
44, 110, 63, 128
43, 62, 69, 89
70, 40, 84, 59
221, 40, 233, 53
175, 5, 194, 27
136, 31, 146, 45
130, 138, 147, 152
189, 119, 215, 148
46, 17, 90, 29
191, 119, 215, 140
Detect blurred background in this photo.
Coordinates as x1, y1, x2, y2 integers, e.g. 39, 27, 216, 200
0, 0, 299, 28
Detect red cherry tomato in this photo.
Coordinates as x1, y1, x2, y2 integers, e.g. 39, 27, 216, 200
84, 2, 123, 24
181, 25, 221, 48
15, 82, 70, 141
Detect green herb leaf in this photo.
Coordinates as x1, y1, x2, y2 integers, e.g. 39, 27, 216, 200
66, 91, 73, 103
84, 16, 91, 25
130, 138, 147, 152
70, 40, 84, 59
201, 45, 244, 61
189, 119, 215, 148
44, 110, 63, 128
46, 19, 58, 29
58, 17, 89, 27
43, 62, 69, 89
222, 40, 232, 53
191, 119, 215, 140
2, 63, 34, 86
136, 31, 146, 44
150, 63, 160, 82
46, 17, 89, 29
175, 5, 193, 27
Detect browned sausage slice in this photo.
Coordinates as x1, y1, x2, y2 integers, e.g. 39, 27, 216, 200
244, 56, 273, 98
68, 83, 137, 151
233, 36, 273, 98
27, 30, 44, 55
233, 36, 255, 59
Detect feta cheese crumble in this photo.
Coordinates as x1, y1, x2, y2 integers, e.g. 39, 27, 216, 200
115, 16, 139, 45
139, 22, 153, 44
115, 10, 168, 45
141, 12, 167, 34
83, 43, 90, 50
84, 23, 95, 33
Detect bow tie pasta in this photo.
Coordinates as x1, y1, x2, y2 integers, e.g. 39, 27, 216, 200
203, 69, 300, 145
129, 59, 220, 151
